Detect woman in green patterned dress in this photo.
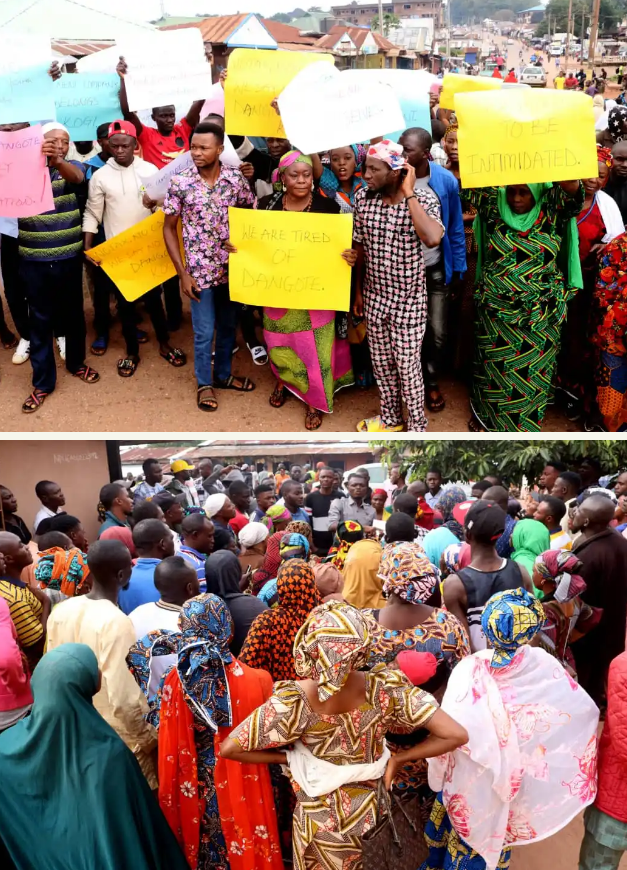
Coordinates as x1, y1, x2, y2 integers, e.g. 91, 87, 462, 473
467, 181, 584, 432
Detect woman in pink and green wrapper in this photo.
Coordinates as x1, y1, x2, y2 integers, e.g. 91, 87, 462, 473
230, 150, 355, 431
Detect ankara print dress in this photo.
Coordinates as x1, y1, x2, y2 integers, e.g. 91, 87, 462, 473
467, 184, 584, 432
229, 667, 437, 870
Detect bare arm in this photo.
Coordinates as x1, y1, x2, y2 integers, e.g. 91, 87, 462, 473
384, 708, 468, 789
116, 56, 143, 136
516, 563, 533, 593
442, 574, 471, 644
559, 180, 580, 196
219, 737, 287, 765
185, 100, 205, 130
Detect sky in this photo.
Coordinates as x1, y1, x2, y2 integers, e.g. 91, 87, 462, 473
93, 0, 328, 20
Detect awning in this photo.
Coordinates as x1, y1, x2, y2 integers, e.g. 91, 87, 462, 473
386, 48, 400, 56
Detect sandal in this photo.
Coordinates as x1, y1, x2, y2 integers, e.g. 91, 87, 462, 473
90, 336, 108, 356
22, 388, 49, 414
305, 408, 323, 430
159, 347, 187, 368
247, 343, 269, 366
356, 415, 404, 433
117, 357, 140, 378
197, 385, 218, 412
214, 375, 255, 392
269, 384, 287, 408
72, 365, 100, 384
426, 388, 446, 413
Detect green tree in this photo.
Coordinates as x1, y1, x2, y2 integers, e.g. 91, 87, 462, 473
371, 12, 401, 36
270, 12, 293, 22
371, 440, 627, 485
536, 0, 623, 37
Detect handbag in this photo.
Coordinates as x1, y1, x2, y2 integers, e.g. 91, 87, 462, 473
361, 781, 428, 870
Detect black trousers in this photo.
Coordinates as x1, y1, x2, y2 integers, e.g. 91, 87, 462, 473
94, 268, 169, 357
163, 274, 183, 331
1, 234, 30, 340
19, 256, 86, 393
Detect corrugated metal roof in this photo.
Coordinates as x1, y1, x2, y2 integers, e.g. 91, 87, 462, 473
52, 39, 113, 56
315, 25, 396, 52
120, 443, 375, 463
160, 14, 319, 48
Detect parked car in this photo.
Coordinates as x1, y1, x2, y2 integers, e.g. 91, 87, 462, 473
550, 46, 563, 56
520, 65, 547, 87
507, 38, 514, 44
342, 463, 387, 487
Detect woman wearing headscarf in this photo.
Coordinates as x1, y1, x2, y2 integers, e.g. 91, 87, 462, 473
312, 563, 344, 602
100, 524, 138, 557
533, 550, 602, 675
0, 643, 189, 870
558, 145, 625, 420
221, 601, 468, 870
285, 519, 314, 552
141, 595, 283, 870
239, 559, 322, 682
591, 232, 627, 430
257, 532, 312, 608
237, 521, 269, 573
251, 530, 284, 594
421, 488, 467, 571
255, 150, 356, 430
341, 536, 384, 610
34, 540, 91, 603
466, 179, 584, 431
367, 542, 470, 818
511, 518, 550, 591
608, 104, 627, 142
325, 520, 364, 572
204, 551, 267, 656
261, 503, 292, 535
414, 588, 600, 870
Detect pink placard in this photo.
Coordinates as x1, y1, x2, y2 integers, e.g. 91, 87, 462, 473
0, 124, 54, 218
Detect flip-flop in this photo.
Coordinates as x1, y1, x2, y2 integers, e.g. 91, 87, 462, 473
305, 409, 323, 430
90, 336, 108, 356
159, 347, 187, 368
356, 415, 404, 433
117, 357, 139, 378
248, 344, 269, 366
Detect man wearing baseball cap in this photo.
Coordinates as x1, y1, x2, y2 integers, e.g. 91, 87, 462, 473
164, 460, 199, 508
83, 120, 185, 375
443, 500, 533, 651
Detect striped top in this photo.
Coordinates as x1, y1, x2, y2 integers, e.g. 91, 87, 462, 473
18, 162, 85, 261
0, 577, 43, 648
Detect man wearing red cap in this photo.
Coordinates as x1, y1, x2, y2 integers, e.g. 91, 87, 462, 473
83, 120, 186, 377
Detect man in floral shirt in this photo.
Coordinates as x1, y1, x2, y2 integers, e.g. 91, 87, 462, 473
163, 121, 256, 412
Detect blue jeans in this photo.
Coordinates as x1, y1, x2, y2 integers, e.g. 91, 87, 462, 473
191, 282, 238, 386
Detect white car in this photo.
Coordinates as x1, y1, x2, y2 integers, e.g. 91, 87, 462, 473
550, 46, 563, 56
507, 38, 514, 45
519, 65, 547, 87
342, 462, 387, 488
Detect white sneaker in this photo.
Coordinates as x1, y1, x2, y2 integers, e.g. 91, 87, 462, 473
12, 338, 30, 365
56, 336, 66, 361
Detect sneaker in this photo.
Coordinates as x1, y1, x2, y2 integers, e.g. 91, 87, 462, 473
56, 336, 66, 361
12, 338, 30, 365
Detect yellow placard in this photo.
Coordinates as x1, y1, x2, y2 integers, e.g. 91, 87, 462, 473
457, 89, 597, 189
85, 211, 179, 302
228, 207, 353, 312
439, 73, 502, 111
225, 48, 334, 137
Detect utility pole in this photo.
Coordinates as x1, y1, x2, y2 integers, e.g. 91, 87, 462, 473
548, 12, 551, 41
446, 0, 451, 62
565, 0, 573, 72
589, 0, 602, 70
377, 0, 385, 35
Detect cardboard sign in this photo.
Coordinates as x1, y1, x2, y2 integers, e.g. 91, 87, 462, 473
53, 73, 120, 141
228, 208, 353, 311
0, 125, 54, 218
123, 29, 213, 113
439, 73, 503, 111
85, 211, 178, 302
456, 88, 597, 188
343, 69, 433, 140
225, 48, 334, 137
277, 68, 405, 156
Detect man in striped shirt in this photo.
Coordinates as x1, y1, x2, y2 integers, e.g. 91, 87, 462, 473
0, 532, 49, 667
18, 122, 99, 414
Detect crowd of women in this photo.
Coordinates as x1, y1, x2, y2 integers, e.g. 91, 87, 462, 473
2, 465, 627, 870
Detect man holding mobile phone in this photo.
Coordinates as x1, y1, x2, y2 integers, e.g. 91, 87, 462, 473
163, 121, 256, 413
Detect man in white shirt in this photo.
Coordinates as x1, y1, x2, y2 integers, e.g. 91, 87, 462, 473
33, 480, 66, 533
133, 458, 165, 505
128, 555, 200, 698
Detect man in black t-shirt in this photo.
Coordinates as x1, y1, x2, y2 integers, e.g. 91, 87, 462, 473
304, 467, 343, 555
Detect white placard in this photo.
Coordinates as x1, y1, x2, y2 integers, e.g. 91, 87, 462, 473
139, 135, 241, 202
278, 67, 405, 155
123, 29, 213, 113
0, 32, 51, 74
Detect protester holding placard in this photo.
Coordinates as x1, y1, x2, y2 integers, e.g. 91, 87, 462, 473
83, 120, 185, 377
162, 121, 256, 413
466, 181, 584, 433
17, 123, 99, 414
352, 140, 444, 433
251, 150, 356, 431
399, 126, 466, 415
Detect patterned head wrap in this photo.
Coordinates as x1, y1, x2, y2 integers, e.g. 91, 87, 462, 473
598, 144, 614, 168
372, 488, 387, 500
436, 486, 468, 539
251, 530, 283, 594
327, 520, 364, 572
261, 503, 292, 532
271, 149, 313, 188
279, 532, 310, 561
285, 520, 313, 548
366, 138, 406, 170
294, 600, 371, 701
378, 541, 439, 604
534, 550, 586, 603
35, 547, 90, 596
442, 543, 463, 574
481, 587, 545, 669
177, 593, 234, 729
609, 105, 627, 142
443, 121, 459, 142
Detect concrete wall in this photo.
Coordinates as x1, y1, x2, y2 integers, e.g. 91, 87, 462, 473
0, 440, 109, 545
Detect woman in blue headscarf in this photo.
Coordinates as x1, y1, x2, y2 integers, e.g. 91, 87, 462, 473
130, 594, 283, 870
466, 180, 584, 432
0, 643, 188, 870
